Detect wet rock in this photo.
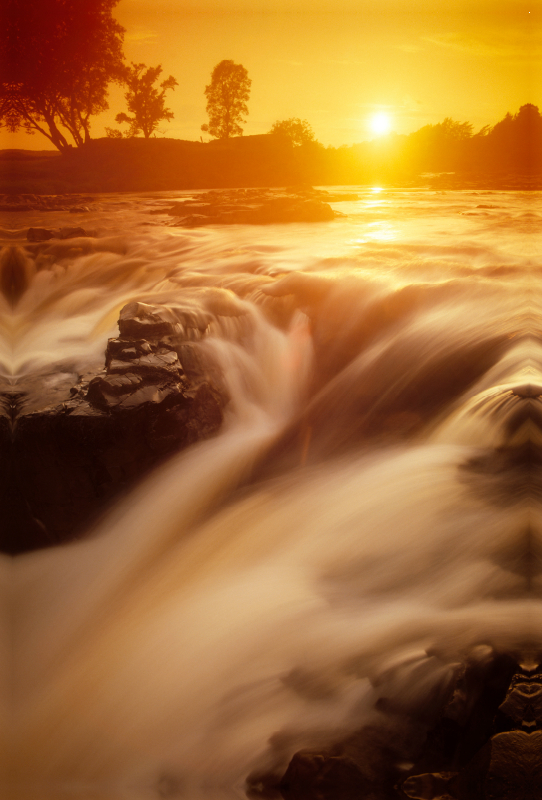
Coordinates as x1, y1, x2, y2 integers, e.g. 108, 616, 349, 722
280, 752, 375, 800
1, 246, 35, 303
159, 187, 344, 227
1, 302, 227, 554
0, 193, 95, 212
118, 301, 210, 340
481, 730, 542, 799
399, 661, 542, 799
27, 227, 55, 242
278, 730, 402, 800
402, 771, 456, 799
26, 226, 92, 242
276, 654, 533, 800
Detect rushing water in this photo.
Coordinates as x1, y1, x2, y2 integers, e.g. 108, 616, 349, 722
2, 188, 542, 799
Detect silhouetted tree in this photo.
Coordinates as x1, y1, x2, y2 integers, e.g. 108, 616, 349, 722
437, 118, 473, 140
201, 60, 251, 139
269, 118, 316, 146
482, 104, 542, 173
111, 63, 178, 138
2, 0, 125, 151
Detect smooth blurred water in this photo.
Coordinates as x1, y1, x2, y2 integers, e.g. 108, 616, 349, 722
2, 188, 542, 799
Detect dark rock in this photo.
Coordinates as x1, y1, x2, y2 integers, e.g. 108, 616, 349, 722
163, 188, 342, 227
398, 661, 542, 799
482, 730, 542, 799
1, 246, 35, 304
402, 771, 456, 799
118, 301, 210, 340
280, 752, 374, 800
27, 227, 55, 242
1, 301, 228, 554
26, 226, 92, 242
0, 194, 95, 213
279, 732, 402, 800
57, 226, 89, 239
277, 654, 535, 800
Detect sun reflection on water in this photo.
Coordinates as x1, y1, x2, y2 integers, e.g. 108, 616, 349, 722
367, 221, 396, 241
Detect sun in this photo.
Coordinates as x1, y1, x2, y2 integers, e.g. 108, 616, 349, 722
370, 112, 392, 136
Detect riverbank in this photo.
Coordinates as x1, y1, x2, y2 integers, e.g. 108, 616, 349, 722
1, 136, 540, 195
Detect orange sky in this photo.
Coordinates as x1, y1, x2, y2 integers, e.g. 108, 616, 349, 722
3, 0, 541, 150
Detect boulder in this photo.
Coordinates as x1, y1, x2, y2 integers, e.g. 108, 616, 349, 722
1, 302, 227, 554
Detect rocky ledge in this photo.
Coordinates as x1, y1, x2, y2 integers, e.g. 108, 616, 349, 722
1, 301, 227, 554
150, 186, 357, 226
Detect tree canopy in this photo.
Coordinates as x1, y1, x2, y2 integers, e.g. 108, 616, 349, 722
1, 0, 125, 150
111, 63, 178, 138
269, 118, 316, 146
201, 60, 251, 139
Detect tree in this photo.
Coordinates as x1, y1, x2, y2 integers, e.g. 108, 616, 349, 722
111, 63, 178, 138
436, 118, 473, 140
201, 60, 251, 139
269, 118, 316, 146
2, 0, 125, 151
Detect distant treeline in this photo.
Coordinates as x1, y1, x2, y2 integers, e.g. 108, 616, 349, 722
309, 104, 542, 184
2, 105, 541, 194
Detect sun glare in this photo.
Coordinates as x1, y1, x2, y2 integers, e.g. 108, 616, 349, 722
370, 112, 391, 136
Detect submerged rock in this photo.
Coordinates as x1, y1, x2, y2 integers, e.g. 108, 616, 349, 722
1, 302, 227, 554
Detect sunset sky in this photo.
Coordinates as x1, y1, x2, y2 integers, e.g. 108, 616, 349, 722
3, 0, 541, 150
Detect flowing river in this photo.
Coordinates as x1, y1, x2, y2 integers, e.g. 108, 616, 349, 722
1, 187, 541, 799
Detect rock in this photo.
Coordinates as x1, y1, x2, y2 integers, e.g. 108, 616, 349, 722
279, 731, 402, 800
118, 301, 210, 340
57, 226, 89, 239
0, 194, 95, 213
482, 730, 542, 799
26, 226, 92, 242
27, 228, 55, 242
1, 246, 35, 304
280, 753, 377, 800
278, 654, 540, 800
399, 661, 542, 800
402, 771, 457, 798
1, 302, 228, 554
159, 187, 342, 227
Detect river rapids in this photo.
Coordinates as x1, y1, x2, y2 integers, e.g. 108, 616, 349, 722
1, 187, 541, 799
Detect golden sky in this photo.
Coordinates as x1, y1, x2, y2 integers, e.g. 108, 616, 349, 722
4, 0, 541, 149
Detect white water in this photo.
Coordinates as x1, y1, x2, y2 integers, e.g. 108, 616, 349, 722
2, 188, 542, 799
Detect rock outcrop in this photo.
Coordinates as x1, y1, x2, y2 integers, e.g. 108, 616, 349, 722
1, 301, 227, 554
151, 187, 355, 227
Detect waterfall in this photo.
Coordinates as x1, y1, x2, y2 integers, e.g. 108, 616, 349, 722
2, 188, 541, 799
